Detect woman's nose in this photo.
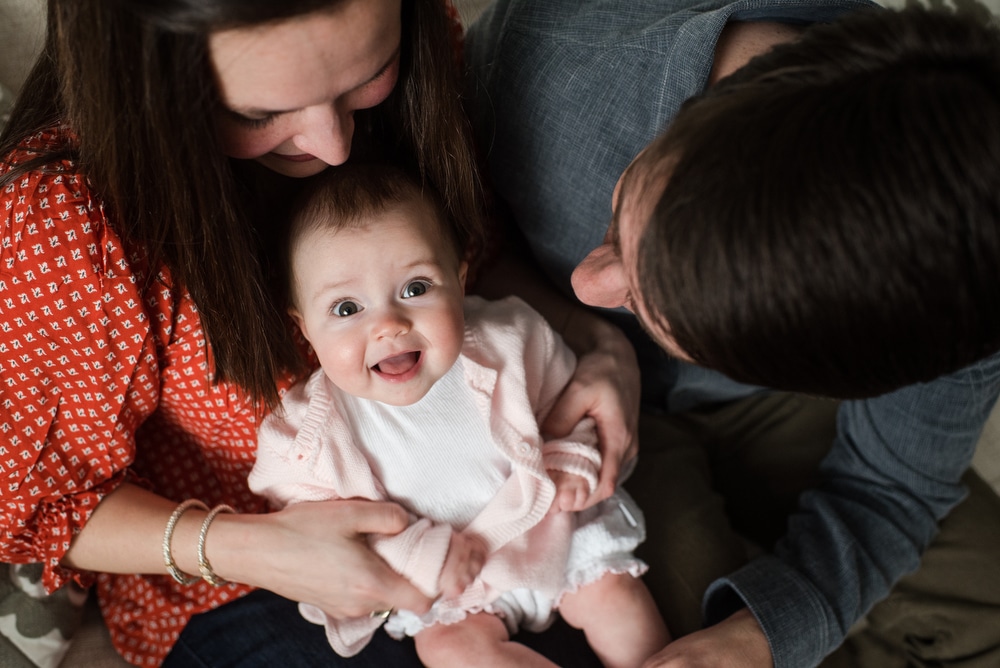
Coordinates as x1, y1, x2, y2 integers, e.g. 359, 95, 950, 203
571, 243, 632, 311
293, 105, 355, 167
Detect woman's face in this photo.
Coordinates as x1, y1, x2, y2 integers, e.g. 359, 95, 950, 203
571, 151, 693, 362
210, 0, 402, 178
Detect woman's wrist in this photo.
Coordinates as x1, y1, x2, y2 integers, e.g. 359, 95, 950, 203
155, 500, 274, 589
187, 510, 275, 589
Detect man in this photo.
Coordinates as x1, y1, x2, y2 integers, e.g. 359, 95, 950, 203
466, 2, 1000, 666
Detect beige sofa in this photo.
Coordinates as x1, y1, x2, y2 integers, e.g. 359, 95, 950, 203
2, 0, 999, 666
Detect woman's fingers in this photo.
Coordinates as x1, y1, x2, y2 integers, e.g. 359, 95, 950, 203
339, 498, 411, 535
263, 499, 433, 617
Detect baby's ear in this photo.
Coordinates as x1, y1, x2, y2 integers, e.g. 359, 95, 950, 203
288, 307, 307, 339
458, 261, 469, 294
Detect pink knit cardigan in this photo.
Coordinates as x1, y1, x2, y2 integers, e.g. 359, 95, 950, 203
249, 296, 601, 655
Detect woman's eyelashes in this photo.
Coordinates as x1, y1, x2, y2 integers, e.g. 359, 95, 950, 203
222, 53, 397, 132
225, 108, 279, 130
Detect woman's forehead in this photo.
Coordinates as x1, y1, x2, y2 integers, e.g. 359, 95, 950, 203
209, 0, 400, 111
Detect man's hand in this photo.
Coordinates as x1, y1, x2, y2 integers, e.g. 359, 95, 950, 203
542, 314, 641, 504
642, 608, 774, 668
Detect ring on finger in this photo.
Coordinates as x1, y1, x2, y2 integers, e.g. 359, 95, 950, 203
369, 608, 394, 620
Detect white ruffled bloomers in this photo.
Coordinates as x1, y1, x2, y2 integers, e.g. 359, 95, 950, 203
384, 489, 648, 638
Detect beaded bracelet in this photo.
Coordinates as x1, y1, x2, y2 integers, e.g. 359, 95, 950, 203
162, 499, 208, 585
198, 504, 235, 586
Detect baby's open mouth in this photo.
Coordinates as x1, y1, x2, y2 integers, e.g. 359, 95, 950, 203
374, 351, 421, 376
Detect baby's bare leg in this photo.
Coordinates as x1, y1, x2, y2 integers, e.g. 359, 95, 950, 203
560, 573, 671, 668
414, 612, 560, 668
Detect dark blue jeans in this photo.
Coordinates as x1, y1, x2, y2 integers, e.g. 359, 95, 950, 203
164, 590, 601, 667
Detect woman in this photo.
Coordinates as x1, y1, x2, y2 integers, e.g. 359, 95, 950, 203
0, 1, 635, 665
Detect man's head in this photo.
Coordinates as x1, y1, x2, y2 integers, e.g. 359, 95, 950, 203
573, 6, 1000, 398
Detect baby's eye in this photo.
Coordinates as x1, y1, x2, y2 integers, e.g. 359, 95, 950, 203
331, 300, 362, 317
401, 280, 430, 299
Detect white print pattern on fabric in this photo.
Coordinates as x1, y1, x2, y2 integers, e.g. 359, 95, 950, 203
1, 129, 278, 667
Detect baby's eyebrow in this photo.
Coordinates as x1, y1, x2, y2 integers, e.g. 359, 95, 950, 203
399, 257, 447, 272
309, 281, 351, 304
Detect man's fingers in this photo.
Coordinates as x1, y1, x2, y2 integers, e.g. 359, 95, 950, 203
541, 388, 587, 438
590, 416, 625, 502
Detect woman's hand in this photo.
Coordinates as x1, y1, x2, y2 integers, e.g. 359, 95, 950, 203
218, 499, 435, 619
543, 311, 641, 504
641, 608, 773, 668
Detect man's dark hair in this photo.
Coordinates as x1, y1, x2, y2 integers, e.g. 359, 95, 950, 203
635, 6, 1000, 398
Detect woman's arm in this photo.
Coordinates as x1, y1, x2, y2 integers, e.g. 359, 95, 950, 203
63, 483, 434, 618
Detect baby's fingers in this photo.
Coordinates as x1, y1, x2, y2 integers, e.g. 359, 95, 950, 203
439, 533, 487, 598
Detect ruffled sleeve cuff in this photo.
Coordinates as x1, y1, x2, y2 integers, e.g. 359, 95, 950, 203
29, 479, 123, 592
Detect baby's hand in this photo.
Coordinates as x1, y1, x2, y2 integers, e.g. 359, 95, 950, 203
549, 470, 591, 513
438, 532, 487, 599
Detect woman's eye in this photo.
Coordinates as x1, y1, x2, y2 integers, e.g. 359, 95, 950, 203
224, 109, 278, 130
401, 281, 430, 299
331, 301, 362, 317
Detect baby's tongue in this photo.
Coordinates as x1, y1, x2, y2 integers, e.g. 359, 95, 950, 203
377, 352, 419, 375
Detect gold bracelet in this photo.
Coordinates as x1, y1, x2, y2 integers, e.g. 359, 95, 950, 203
197, 504, 235, 586
163, 499, 208, 585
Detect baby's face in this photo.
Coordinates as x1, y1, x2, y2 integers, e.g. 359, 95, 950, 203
290, 199, 467, 405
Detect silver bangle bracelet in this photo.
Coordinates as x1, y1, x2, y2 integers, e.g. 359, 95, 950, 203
162, 499, 208, 585
197, 504, 235, 586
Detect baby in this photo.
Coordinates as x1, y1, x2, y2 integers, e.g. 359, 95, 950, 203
249, 163, 669, 667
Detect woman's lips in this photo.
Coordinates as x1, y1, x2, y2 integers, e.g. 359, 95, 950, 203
373, 351, 422, 382
269, 152, 318, 163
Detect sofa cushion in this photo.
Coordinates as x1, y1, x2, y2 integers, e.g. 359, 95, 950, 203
0, 564, 87, 668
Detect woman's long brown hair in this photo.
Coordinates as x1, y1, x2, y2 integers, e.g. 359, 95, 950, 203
0, 0, 485, 410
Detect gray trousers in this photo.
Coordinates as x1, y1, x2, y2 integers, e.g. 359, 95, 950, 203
625, 393, 1000, 668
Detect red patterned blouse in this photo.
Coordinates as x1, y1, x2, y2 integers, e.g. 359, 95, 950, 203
0, 128, 305, 666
